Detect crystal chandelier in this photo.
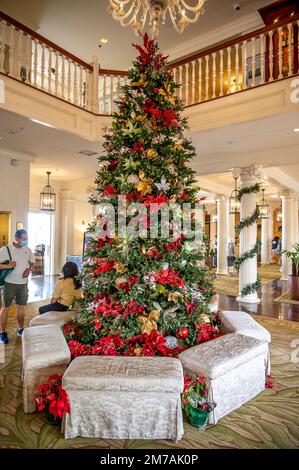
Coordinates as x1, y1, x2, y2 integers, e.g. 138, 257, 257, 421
40, 171, 56, 212
108, 0, 206, 37
229, 175, 240, 215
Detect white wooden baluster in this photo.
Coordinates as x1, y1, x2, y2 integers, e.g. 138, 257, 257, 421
48, 48, 52, 92
117, 75, 121, 99
110, 75, 114, 113
250, 38, 256, 87
242, 40, 248, 90
40, 43, 45, 89
103, 75, 107, 114
269, 30, 274, 82
54, 51, 59, 95
227, 47, 231, 93
67, 59, 72, 101
219, 49, 224, 96
61, 55, 65, 98
8, 25, 16, 77
79, 65, 83, 107
0, 20, 6, 73
212, 52, 216, 98
205, 55, 209, 100
25, 34, 32, 84
288, 23, 293, 77
73, 62, 78, 104
19, 31, 27, 81
184, 63, 189, 105
179, 65, 183, 100
235, 43, 239, 91
278, 27, 283, 79
198, 58, 202, 102
191, 60, 196, 104
33, 39, 38, 86
260, 34, 265, 84
14, 29, 21, 79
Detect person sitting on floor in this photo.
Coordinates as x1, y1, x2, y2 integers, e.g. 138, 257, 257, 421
39, 262, 82, 315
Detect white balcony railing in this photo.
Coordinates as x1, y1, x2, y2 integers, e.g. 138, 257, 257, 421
1, 11, 299, 115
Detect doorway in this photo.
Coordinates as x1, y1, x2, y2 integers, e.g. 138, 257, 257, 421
28, 212, 55, 276
0, 212, 11, 247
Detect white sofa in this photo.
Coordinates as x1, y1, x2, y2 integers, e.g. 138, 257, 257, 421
62, 356, 184, 441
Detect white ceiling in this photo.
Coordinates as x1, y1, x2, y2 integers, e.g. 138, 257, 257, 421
0, 0, 270, 69
0, 107, 299, 196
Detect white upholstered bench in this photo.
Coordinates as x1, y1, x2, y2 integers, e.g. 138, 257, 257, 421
62, 356, 184, 441
29, 310, 78, 328
178, 333, 268, 424
22, 325, 71, 413
219, 310, 271, 374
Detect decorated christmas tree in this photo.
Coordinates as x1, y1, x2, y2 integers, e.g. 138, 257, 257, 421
65, 34, 218, 358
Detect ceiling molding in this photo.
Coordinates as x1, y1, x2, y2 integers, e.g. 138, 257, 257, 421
0, 147, 35, 163
0, 6, 40, 31
165, 12, 264, 61
263, 167, 299, 193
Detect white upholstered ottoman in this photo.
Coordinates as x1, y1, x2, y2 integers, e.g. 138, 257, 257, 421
62, 356, 184, 441
22, 325, 71, 413
219, 310, 271, 374
178, 333, 268, 424
29, 310, 78, 328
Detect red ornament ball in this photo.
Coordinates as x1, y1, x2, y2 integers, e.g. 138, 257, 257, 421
176, 327, 189, 339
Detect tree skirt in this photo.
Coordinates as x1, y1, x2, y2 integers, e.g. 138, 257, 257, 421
0, 301, 298, 449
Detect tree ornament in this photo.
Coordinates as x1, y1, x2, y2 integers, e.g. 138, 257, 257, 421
176, 327, 189, 339
127, 174, 140, 184
164, 335, 179, 350
144, 148, 158, 159
115, 276, 128, 289
155, 177, 171, 192
197, 313, 211, 324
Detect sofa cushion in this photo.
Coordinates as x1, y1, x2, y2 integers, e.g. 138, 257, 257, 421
220, 310, 271, 343
178, 333, 268, 379
29, 310, 78, 328
22, 325, 71, 370
62, 356, 184, 393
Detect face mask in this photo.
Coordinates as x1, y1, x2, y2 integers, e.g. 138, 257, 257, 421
19, 240, 28, 247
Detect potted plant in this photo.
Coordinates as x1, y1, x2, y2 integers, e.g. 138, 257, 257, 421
282, 243, 299, 301
35, 374, 70, 426
182, 375, 216, 428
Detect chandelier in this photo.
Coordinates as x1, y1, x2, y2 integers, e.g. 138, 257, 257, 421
108, 0, 206, 37
40, 171, 56, 212
257, 188, 269, 220
229, 175, 240, 215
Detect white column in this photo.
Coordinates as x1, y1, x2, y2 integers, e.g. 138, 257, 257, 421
237, 165, 261, 304
227, 210, 235, 244
261, 212, 271, 265
209, 205, 216, 248
293, 195, 299, 244
281, 190, 295, 280
60, 190, 75, 268
216, 194, 228, 275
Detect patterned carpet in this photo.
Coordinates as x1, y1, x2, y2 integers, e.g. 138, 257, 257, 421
214, 264, 281, 296
0, 301, 298, 449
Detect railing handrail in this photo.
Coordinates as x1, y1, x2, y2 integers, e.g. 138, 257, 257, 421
99, 68, 128, 77
0, 11, 93, 71
170, 13, 299, 68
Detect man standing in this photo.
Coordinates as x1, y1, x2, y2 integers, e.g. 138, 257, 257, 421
0, 229, 35, 344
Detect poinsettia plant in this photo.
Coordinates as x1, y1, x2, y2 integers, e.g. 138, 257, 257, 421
35, 374, 70, 425
182, 374, 216, 428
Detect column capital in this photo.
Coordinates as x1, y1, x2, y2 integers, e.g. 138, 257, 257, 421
240, 165, 262, 184
281, 189, 295, 200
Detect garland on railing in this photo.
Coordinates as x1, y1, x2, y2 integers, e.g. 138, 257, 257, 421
235, 183, 261, 297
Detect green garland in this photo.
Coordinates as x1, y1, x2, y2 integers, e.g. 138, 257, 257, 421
237, 183, 260, 202
235, 206, 260, 235
235, 183, 261, 297
240, 276, 261, 296
234, 240, 262, 271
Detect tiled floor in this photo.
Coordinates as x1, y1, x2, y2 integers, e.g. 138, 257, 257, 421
28, 274, 299, 322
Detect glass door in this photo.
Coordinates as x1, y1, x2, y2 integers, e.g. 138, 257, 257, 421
28, 212, 55, 275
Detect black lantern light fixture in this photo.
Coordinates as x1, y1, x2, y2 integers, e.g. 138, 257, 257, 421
258, 188, 269, 220
229, 175, 240, 214
40, 171, 56, 212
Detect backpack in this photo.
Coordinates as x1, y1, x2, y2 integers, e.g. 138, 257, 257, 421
0, 246, 14, 288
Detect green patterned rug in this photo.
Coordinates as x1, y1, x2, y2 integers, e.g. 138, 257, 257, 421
0, 302, 299, 449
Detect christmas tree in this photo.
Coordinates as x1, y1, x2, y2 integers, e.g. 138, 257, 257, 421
65, 34, 218, 358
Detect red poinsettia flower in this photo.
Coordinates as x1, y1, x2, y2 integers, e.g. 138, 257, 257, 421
165, 240, 183, 251
95, 298, 123, 318
153, 267, 184, 287
144, 194, 171, 207
131, 141, 144, 153
104, 185, 117, 195
93, 258, 115, 275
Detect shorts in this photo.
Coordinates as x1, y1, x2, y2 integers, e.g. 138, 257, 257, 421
1, 282, 29, 307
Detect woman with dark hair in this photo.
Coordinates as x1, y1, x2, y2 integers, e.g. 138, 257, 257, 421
39, 262, 82, 314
